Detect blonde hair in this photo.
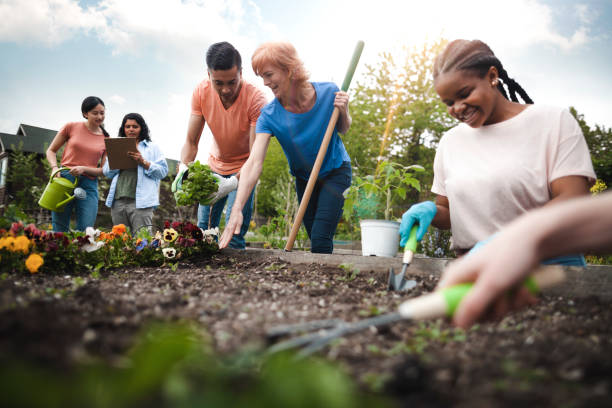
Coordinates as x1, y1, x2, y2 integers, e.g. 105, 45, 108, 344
251, 42, 309, 84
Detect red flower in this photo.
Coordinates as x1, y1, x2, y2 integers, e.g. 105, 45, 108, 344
183, 222, 197, 233
46, 241, 59, 252
164, 221, 170, 229
171, 221, 182, 230
10, 222, 24, 235
24, 224, 41, 239
192, 228, 203, 240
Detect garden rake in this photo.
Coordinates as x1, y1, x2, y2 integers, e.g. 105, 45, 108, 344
267, 265, 565, 359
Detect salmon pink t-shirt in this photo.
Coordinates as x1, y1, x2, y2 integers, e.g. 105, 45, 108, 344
191, 79, 266, 174
59, 122, 107, 178
431, 105, 596, 250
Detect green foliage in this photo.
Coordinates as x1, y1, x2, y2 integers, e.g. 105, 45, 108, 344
257, 138, 292, 218
345, 39, 455, 208
175, 161, 218, 206
0, 323, 388, 408
6, 145, 48, 211
418, 227, 454, 258
570, 107, 612, 188
0, 203, 34, 228
343, 161, 424, 221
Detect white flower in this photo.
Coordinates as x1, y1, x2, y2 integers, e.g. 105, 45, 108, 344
84, 226, 101, 244
82, 241, 105, 253
202, 227, 219, 237
162, 247, 176, 259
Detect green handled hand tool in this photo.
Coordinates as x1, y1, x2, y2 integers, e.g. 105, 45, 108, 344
388, 224, 418, 291
268, 266, 565, 358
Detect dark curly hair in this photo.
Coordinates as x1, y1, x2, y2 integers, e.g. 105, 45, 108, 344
118, 113, 151, 142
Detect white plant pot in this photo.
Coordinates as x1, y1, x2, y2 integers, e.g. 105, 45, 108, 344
360, 219, 400, 257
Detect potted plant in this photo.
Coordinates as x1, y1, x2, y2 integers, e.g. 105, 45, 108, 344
343, 161, 423, 257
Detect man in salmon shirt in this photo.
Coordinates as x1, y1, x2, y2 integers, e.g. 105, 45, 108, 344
174, 41, 266, 249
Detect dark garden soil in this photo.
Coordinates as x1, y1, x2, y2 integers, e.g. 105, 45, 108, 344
0, 250, 611, 407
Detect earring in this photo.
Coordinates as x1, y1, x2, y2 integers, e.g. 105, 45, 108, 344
491, 80, 498, 86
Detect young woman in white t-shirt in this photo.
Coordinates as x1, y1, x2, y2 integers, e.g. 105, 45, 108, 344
399, 39, 595, 265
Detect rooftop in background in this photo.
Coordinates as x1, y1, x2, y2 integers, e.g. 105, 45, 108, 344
0, 124, 178, 176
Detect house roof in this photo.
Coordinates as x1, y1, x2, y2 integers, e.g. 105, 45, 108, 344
0, 124, 57, 155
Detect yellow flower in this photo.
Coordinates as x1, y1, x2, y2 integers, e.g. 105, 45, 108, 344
590, 179, 607, 195
13, 236, 31, 254
25, 253, 44, 273
0, 236, 15, 251
163, 228, 178, 243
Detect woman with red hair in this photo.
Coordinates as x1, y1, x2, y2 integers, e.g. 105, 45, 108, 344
219, 42, 352, 253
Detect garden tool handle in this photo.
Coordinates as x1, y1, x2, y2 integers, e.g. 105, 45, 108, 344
403, 224, 418, 264
398, 265, 565, 320
285, 41, 364, 252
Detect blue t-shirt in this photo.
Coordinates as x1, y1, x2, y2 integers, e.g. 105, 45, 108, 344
256, 82, 351, 180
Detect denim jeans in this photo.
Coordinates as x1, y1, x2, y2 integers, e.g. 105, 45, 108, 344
51, 171, 99, 232
295, 162, 352, 254
197, 172, 255, 249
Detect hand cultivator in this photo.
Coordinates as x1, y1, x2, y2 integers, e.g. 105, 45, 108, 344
267, 266, 565, 358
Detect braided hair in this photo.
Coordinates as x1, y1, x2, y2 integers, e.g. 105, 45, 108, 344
433, 40, 533, 104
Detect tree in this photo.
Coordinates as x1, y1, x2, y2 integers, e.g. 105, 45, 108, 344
344, 39, 456, 207
570, 107, 612, 188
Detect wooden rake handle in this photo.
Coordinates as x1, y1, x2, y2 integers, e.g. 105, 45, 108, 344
284, 41, 365, 251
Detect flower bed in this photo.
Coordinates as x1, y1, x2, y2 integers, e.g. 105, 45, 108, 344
0, 221, 219, 275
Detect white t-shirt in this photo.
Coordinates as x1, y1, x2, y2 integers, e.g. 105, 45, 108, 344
432, 104, 596, 249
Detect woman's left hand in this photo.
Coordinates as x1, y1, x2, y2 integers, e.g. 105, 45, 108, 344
334, 91, 350, 115
69, 166, 87, 176
128, 151, 147, 167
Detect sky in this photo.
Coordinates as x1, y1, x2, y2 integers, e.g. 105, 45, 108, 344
1, 0, 610, 162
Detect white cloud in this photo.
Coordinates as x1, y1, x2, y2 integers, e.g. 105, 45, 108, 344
0, 0, 103, 46
0, 0, 281, 71
108, 94, 125, 105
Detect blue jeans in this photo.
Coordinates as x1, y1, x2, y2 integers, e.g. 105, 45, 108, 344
51, 171, 99, 232
542, 254, 587, 266
295, 162, 352, 254
197, 173, 255, 249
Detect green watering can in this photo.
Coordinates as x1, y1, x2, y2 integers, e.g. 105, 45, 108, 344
38, 167, 79, 212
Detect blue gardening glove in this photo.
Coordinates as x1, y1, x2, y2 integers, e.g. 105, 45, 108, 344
171, 162, 189, 201
399, 201, 437, 247
201, 174, 238, 205
467, 234, 496, 256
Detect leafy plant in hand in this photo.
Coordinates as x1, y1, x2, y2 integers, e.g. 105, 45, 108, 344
175, 161, 219, 206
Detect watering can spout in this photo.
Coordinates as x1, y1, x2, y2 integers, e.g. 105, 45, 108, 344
57, 192, 77, 209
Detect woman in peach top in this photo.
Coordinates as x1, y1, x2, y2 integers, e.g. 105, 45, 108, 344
45, 96, 109, 232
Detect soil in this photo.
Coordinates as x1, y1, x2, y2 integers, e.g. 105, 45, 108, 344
1, 251, 610, 407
